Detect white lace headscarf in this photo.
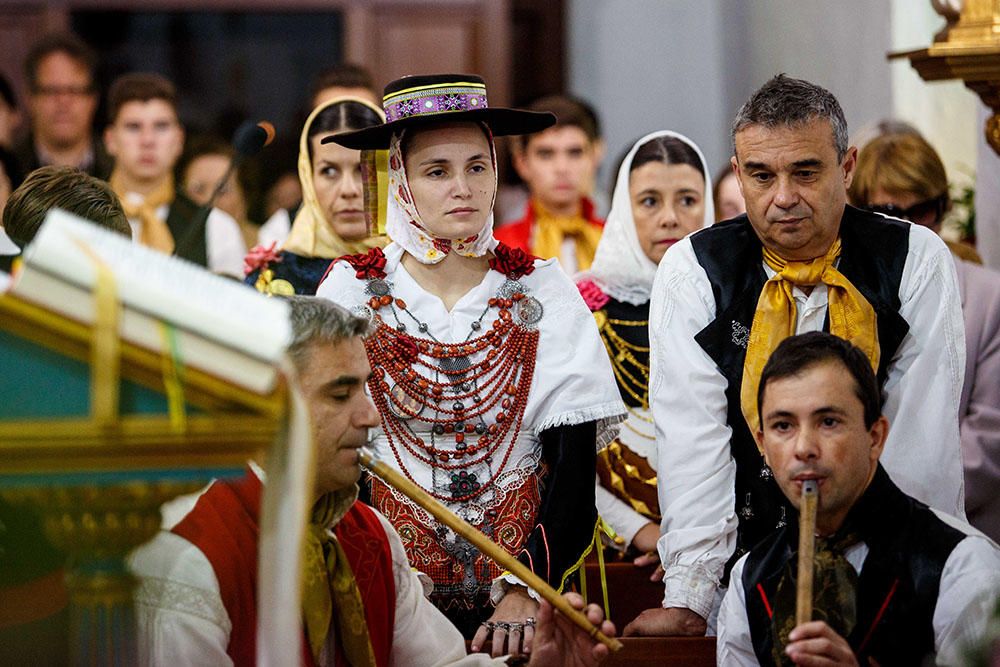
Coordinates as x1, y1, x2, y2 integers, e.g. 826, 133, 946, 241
384, 124, 499, 264
578, 130, 714, 304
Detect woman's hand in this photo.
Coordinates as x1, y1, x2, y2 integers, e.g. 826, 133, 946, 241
470, 585, 540, 657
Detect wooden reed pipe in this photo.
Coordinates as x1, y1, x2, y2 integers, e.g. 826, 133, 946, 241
358, 447, 623, 652
796, 479, 819, 626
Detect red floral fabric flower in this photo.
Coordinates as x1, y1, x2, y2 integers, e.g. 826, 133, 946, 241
340, 247, 387, 279
390, 336, 420, 362
489, 242, 537, 280
432, 238, 453, 253
576, 279, 609, 312
243, 241, 282, 276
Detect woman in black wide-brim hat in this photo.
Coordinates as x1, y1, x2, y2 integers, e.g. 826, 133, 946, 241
316, 74, 624, 656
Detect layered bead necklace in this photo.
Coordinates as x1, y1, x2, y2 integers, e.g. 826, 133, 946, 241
593, 309, 653, 440
360, 273, 543, 503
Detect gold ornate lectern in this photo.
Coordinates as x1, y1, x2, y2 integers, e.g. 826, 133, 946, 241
0, 292, 284, 664
892, 0, 1000, 154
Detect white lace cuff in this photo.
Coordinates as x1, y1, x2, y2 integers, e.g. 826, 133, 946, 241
662, 563, 720, 620
489, 575, 542, 606
534, 400, 627, 450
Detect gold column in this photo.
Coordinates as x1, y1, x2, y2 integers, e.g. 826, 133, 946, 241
892, 0, 1000, 154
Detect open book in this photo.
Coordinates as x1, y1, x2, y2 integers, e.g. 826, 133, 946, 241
9, 208, 291, 395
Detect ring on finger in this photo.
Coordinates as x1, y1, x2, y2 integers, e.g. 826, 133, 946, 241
496, 622, 510, 632
524, 616, 536, 628
481, 621, 496, 632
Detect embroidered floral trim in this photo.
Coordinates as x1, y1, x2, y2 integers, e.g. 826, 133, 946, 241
243, 241, 282, 277
576, 279, 610, 312
340, 246, 388, 279
490, 242, 537, 280
133, 576, 231, 631
383, 85, 488, 123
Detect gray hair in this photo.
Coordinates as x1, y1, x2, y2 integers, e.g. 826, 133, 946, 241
731, 74, 849, 161
285, 296, 372, 368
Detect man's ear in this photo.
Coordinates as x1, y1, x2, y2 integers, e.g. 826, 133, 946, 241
842, 145, 858, 189
755, 428, 767, 464
512, 142, 529, 181
103, 126, 117, 158
730, 156, 744, 197
590, 137, 606, 165
868, 414, 889, 464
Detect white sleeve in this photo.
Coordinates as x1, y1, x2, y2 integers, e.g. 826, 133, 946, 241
257, 209, 292, 248
128, 532, 233, 667
933, 531, 1000, 666
595, 481, 653, 548
649, 240, 737, 619
206, 208, 248, 278
880, 226, 966, 519
382, 513, 506, 666
715, 555, 758, 666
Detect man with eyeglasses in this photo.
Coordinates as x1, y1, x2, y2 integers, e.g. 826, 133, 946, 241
12, 32, 112, 180
850, 130, 1000, 545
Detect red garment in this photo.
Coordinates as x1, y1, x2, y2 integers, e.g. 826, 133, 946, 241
171, 472, 396, 666
494, 198, 604, 255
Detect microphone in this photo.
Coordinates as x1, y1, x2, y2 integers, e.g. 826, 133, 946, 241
206, 121, 276, 209
175, 120, 276, 267
232, 120, 276, 158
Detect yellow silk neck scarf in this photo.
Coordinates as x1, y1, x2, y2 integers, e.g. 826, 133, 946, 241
301, 494, 376, 666
109, 171, 176, 255
531, 200, 603, 270
740, 238, 880, 439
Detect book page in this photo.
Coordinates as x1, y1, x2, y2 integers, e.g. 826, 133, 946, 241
18, 208, 290, 362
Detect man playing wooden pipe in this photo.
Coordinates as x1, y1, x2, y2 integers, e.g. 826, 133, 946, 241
716, 332, 1000, 666
129, 296, 614, 666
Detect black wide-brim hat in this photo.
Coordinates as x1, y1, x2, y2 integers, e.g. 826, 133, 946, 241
323, 73, 556, 150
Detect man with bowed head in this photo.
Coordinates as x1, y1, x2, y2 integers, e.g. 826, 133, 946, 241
626, 74, 966, 638
717, 332, 1000, 665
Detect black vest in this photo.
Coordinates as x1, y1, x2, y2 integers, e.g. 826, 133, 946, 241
689, 207, 911, 565
741, 466, 964, 665
165, 191, 209, 268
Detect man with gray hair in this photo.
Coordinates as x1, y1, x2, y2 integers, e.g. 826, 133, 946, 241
130, 296, 614, 665
624, 74, 965, 637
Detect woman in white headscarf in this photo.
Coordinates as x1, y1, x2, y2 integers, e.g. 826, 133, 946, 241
576, 131, 713, 563
315, 74, 624, 658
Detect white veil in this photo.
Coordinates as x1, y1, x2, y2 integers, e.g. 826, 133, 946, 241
578, 130, 714, 304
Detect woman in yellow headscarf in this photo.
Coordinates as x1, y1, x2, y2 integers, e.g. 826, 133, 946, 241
245, 96, 385, 295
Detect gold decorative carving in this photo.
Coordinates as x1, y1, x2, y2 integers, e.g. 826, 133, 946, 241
891, 0, 1000, 155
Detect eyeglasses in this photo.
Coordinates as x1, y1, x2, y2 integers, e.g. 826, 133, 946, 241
32, 85, 94, 97
865, 194, 946, 225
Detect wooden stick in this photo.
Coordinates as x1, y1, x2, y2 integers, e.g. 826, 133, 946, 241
359, 447, 623, 652
796, 480, 819, 626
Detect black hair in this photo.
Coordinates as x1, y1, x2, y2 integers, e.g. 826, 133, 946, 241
0, 73, 17, 110
757, 332, 883, 429
630, 136, 704, 177
24, 32, 97, 90
309, 64, 376, 103
306, 100, 383, 161
517, 94, 601, 149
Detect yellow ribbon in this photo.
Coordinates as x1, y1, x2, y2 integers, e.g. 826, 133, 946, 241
741, 238, 880, 439
300, 495, 376, 666
158, 322, 187, 433
531, 202, 603, 271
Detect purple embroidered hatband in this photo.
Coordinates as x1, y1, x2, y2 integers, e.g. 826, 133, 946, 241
383, 83, 489, 123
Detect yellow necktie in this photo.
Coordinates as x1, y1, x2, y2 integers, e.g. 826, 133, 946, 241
741, 239, 879, 439
109, 171, 177, 255
531, 203, 603, 270
301, 495, 376, 666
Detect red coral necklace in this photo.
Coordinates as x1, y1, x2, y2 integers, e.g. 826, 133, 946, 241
358, 263, 543, 503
